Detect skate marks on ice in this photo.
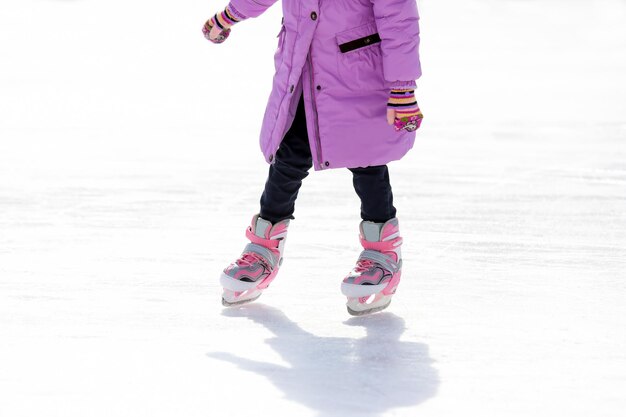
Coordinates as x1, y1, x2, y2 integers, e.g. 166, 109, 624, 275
207, 304, 438, 417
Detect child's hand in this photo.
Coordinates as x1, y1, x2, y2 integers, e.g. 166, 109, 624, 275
387, 88, 423, 132
203, 16, 231, 44
202, 5, 245, 44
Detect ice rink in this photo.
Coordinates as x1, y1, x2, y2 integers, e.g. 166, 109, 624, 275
1, 0, 625, 416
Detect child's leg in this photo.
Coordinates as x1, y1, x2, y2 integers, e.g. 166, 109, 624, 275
260, 93, 312, 223
348, 165, 397, 223
221, 95, 311, 306
343, 165, 402, 315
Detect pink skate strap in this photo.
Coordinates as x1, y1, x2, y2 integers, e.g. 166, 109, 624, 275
246, 227, 280, 248
359, 236, 403, 252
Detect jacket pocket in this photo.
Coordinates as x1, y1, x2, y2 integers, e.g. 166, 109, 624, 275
273, 24, 286, 72
335, 22, 385, 91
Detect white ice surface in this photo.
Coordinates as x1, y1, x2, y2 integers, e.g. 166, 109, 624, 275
1, 0, 625, 416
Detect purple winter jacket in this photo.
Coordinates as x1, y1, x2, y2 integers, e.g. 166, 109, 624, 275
229, 0, 422, 171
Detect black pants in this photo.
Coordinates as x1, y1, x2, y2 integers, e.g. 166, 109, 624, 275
259, 93, 397, 224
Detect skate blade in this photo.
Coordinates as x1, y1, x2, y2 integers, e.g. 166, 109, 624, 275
222, 288, 262, 307
346, 294, 392, 316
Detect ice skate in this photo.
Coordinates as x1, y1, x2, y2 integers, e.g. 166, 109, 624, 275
341, 218, 403, 316
220, 214, 289, 306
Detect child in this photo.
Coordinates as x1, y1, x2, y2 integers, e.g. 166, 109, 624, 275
203, 0, 422, 315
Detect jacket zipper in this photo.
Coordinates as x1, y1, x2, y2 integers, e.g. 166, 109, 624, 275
307, 51, 324, 169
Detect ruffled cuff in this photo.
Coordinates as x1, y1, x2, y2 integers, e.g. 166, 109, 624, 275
226, 3, 248, 21
386, 80, 418, 90
215, 3, 247, 29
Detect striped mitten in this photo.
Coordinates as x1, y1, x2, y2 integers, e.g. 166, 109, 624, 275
203, 3, 247, 44
387, 88, 424, 132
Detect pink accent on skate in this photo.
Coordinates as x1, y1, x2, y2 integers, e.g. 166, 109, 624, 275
381, 222, 400, 240
382, 271, 402, 296
269, 223, 288, 239
256, 268, 280, 290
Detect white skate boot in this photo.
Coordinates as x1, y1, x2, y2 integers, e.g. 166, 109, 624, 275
341, 218, 403, 315
220, 214, 290, 306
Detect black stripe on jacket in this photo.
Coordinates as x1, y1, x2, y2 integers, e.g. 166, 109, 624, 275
338, 33, 381, 53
